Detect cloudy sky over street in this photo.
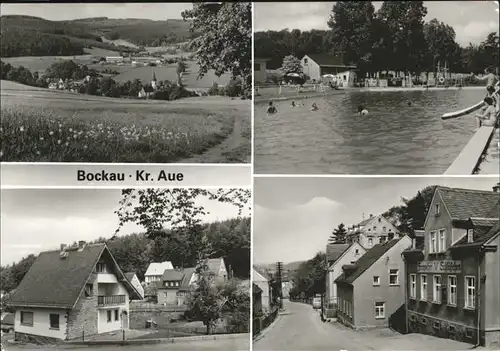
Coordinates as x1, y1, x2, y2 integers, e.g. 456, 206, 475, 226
253, 177, 499, 264
1, 189, 249, 265
0, 3, 191, 21
255, 1, 499, 46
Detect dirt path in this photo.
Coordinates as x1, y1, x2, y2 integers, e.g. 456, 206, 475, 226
177, 115, 250, 164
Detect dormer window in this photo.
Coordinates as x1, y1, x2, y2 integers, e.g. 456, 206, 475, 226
378, 218, 381, 223
382, 226, 386, 232
373, 226, 377, 231
467, 229, 474, 243
435, 204, 440, 216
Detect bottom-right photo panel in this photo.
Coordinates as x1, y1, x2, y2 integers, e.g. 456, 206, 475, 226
252, 176, 500, 351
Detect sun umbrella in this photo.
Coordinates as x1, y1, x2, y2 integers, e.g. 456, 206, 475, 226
285, 73, 302, 78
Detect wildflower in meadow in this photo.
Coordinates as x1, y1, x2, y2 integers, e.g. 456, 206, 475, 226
40, 137, 44, 141
57, 140, 62, 145
19, 126, 24, 132
49, 131, 54, 136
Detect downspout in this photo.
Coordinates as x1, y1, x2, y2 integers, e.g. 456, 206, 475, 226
401, 252, 409, 334
473, 251, 483, 348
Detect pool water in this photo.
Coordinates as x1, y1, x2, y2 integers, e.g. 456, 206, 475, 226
254, 89, 491, 174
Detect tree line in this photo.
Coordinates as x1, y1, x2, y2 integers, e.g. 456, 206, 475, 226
255, 1, 499, 77
0, 217, 250, 294
293, 185, 438, 299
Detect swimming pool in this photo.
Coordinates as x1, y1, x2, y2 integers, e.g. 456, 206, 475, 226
254, 89, 489, 174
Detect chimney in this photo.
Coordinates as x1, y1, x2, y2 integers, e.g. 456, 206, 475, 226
78, 240, 86, 251
493, 183, 500, 193
60, 244, 67, 251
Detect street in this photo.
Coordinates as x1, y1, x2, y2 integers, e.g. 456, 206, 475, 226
3, 335, 249, 351
254, 300, 485, 351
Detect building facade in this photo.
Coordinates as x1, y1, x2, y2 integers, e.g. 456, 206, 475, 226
300, 54, 357, 86
347, 214, 400, 249
403, 186, 500, 348
253, 267, 272, 313
124, 272, 144, 300
254, 58, 270, 84
144, 262, 174, 284
336, 236, 412, 329
325, 242, 366, 307
9, 242, 142, 342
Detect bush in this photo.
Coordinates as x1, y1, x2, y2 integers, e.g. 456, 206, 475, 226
208, 82, 220, 96
224, 79, 243, 97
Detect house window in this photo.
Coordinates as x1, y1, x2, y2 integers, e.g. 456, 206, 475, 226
343, 75, 347, 80
389, 269, 399, 285
465, 276, 475, 309
448, 276, 457, 306
114, 309, 119, 321
355, 249, 359, 255
373, 276, 380, 286
420, 275, 427, 301
433, 275, 442, 303
373, 226, 377, 231
374, 302, 385, 319
96, 263, 107, 273
84, 284, 93, 297
107, 310, 112, 322
20, 311, 34, 326
368, 237, 373, 246
382, 226, 386, 232
49, 314, 59, 330
430, 231, 437, 253
439, 229, 446, 252
378, 218, 381, 223
467, 229, 474, 243
343, 300, 347, 314
410, 274, 416, 299
435, 204, 440, 215
304, 58, 308, 64
338, 297, 342, 312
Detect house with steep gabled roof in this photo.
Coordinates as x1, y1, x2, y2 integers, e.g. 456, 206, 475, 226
206, 258, 228, 283
8, 241, 142, 342
325, 242, 366, 309
124, 272, 144, 300
403, 185, 500, 348
144, 261, 174, 285
157, 268, 196, 306
253, 267, 273, 313
335, 236, 412, 329
346, 214, 400, 249
301, 53, 357, 86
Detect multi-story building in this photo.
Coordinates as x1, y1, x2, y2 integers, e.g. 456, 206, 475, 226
157, 268, 196, 306
346, 214, 400, 249
8, 242, 142, 342
335, 235, 412, 329
253, 267, 272, 313
325, 242, 366, 308
403, 185, 500, 348
144, 261, 174, 285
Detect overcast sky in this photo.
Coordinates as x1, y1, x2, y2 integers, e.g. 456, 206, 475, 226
1, 189, 249, 266
0, 3, 192, 21
253, 177, 499, 265
255, 1, 500, 46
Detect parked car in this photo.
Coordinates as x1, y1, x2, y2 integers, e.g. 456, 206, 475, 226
312, 297, 321, 309
0, 313, 14, 333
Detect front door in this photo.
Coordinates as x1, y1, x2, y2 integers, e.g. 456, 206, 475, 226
121, 311, 129, 330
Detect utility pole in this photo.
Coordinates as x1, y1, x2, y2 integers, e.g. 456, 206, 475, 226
276, 261, 284, 309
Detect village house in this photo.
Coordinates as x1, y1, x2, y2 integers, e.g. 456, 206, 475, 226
300, 54, 357, 86
403, 185, 500, 348
281, 273, 293, 299
7, 242, 142, 342
325, 242, 366, 309
144, 261, 174, 285
254, 57, 270, 84
346, 214, 400, 249
157, 268, 196, 306
253, 267, 272, 313
253, 284, 263, 315
124, 272, 144, 300
105, 56, 124, 64
335, 235, 413, 329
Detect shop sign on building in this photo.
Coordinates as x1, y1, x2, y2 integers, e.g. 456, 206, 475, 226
417, 260, 461, 273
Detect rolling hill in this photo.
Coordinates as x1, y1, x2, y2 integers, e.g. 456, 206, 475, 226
0, 15, 194, 57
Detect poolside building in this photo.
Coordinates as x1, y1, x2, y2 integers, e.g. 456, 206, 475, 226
300, 54, 357, 87
254, 58, 270, 84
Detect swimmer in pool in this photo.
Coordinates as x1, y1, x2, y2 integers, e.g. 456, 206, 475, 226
267, 101, 277, 114
292, 101, 296, 108
407, 100, 412, 106
357, 106, 369, 115
311, 102, 318, 111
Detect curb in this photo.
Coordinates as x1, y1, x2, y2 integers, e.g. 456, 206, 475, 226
252, 313, 283, 343
65, 333, 248, 346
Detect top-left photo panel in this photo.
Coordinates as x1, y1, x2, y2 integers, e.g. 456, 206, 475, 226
0, 2, 252, 164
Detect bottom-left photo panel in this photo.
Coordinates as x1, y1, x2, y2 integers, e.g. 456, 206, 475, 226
0, 188, 251, 351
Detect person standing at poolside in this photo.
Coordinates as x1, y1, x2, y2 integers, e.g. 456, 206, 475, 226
474, 67, 499, 87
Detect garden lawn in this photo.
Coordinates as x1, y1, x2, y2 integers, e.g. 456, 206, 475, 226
0, 80, 247, 163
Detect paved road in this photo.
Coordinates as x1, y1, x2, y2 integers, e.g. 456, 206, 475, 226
3, 336, 249, 351
254, 300, 482, 351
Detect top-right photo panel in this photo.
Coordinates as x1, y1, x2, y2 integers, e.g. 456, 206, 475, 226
253, 1, 499, 175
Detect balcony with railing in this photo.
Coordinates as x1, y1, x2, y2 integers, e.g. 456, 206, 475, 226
97, 295, 126, 307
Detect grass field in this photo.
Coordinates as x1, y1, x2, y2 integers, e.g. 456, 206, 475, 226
0, 80, 250, 163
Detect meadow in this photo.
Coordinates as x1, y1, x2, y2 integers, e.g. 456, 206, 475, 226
0, 80, 249, 163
